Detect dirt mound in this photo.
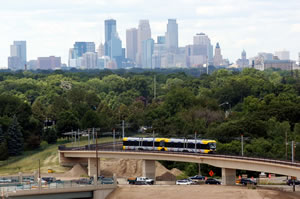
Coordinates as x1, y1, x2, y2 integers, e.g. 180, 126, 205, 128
156, 171, 176, 181
64, 164, 88, 177
155, 161, 169, 176
170, 168, 183, 176
101, 159, 143, 177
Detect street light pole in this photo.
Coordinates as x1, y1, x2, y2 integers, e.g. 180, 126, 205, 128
241, 134, 244, 156
38, 159, 41, 179
95, 130, 99, 182
194, 131, 197, 152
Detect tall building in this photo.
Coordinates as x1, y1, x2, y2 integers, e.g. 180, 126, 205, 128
97, 43, 105, 57
298, 52, 300, 64
136, 20, 151, 67
165, 19, 178, 52
275, 50, 290, 60
186, 33, 213, 67
213, 43, 223, 66
104, 19, 123, 68
126, 28, 138, 61
236, 50, 249, 68
8, 41, 27, 70
157, 36, 166, 44
142, 39, 154, 68
73, 42, 95, 58
104, 19, 116, 56
82, 52, 98, 69
37, 56, 61, 70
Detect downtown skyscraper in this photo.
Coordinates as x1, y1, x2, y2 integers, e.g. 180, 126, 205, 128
104, 19, 123, 68
136, 20, 151, 67
165, 19, 178, 53
126, 28, 138, 62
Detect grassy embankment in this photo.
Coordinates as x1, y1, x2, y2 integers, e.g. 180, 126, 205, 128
0, 136, 120, 175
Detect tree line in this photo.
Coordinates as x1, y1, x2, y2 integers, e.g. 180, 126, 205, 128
0, 68, 300, 161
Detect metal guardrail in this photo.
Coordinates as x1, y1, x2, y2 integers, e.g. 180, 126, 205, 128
59, 142, 300, 168
0, 179, 115, 194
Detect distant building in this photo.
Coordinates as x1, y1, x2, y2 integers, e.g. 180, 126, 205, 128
258, 52, 273, 61
126, 28, 138, 62
104, 19, 123, 68
27, 60, 38, 70
97, 43, 105, 57
165, 19, 178, 53
137, 20, 151, 67
236, 50, 249, 68
73, 42, 95, 58
213, 43, 223, 67
142, 39, 154, 68
157, 36, 166, 44
82, 52, 98, 69
275, 50, 290, 60
8, 41, 27, 70
37, 56, 61, 70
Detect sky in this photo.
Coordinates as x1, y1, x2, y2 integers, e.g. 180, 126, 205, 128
1, 0, 300, 68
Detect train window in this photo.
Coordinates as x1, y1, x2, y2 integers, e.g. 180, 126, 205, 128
187, 143, 195, 148
142, 141, 153, 147
123, 141, 128, 146
165, 142, 174, 147
159, 141, 165, 147
174, 142, 183, 148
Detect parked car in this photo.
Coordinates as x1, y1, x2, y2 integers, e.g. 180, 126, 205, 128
287, 179, 300, 186
189, 175, 205, 181
134, 181, 148, 185
205, 178, 221, 185
176, 179, 194, 185
0, 178, 12, 183
42, 177, 56, 183
240, 178, 257, 185
100, 178, 114, 184
72, 178, 92, 185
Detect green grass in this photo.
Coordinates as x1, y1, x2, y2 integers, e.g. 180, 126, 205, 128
0, 136, 117, 175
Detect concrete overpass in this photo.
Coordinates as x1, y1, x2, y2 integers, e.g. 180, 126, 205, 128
6, 184, 116, 199
59, 145, 300, 186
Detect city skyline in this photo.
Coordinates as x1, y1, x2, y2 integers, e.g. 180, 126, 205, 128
1, 0, 300, 68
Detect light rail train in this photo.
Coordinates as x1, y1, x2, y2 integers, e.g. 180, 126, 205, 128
123, 137, 216, 153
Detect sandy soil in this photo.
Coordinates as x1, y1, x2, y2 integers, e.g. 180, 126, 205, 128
106, 185, 300, 199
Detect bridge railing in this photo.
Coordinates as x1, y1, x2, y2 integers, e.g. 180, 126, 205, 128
59, 143, 300, 168
0, 179, 115, 194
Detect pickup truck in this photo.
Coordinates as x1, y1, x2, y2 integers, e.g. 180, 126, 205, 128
128, 177, 154, 185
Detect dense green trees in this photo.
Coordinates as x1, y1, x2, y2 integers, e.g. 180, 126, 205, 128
1, 68, 300, 161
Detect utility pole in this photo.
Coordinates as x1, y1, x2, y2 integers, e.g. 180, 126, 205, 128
95, 130, 99, 182
152, 130, 155, 150
194, 131, 197, 152
285, 131, 288, 160
241, 134, 244, 156
113, 128, 116, 150
38, 159, 41, 179
292, 141, 295, 163
122, 120, 125, 139
154, 75, 157, 100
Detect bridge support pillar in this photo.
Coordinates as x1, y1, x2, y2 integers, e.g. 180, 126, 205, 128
88, 158, 100, 177
222, 168, 236, 185
142, 160, 156, 180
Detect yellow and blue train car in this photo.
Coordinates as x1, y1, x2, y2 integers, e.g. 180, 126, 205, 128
122, 137, 216, 153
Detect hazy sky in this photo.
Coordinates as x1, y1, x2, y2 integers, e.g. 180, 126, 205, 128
1, 0, 300, 68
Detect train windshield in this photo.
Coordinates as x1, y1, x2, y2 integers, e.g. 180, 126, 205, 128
209, 143, 216, 149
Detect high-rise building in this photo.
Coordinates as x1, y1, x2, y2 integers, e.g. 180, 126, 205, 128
97, 43, 105, 57
82, 52, 98, 69
213, 43, 223, 66
73, 42, 95, 58
137, 20, 151, 67
236, 50, 249, 68
165, 19, 178, 52
104, 19, 116, 56
8, 41, 27, 70
126, 28, 138, 61
157, 36, 166, 44
298, 52, 300, 64
104, 19, 123, 68
185, 33, 213, 67
37, 56, 61, 70
142, 39, 154, 68
275, 50, 290, 60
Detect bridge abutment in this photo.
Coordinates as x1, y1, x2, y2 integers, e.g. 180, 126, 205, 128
222, 168, 236, 185
142, 160, 156, 180
88, 158, 101, 177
